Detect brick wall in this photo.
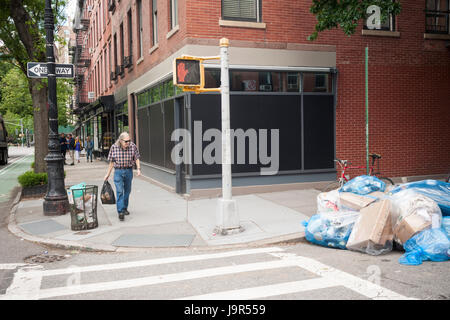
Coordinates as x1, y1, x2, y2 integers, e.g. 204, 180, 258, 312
81, 0, 450, 178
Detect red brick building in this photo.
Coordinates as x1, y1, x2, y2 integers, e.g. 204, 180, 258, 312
72, 0, 450, 195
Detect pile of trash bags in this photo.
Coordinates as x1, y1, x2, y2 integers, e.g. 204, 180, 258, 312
303, 176, 450, 265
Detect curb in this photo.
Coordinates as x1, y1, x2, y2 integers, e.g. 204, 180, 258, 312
8, 189, 118, 253
8, 190, 307, 253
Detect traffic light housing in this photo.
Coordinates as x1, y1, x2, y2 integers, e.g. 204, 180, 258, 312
173, 55, 220, 93
174, 58, 202, 86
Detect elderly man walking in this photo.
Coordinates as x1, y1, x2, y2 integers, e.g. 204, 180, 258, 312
104, 132, 141, 221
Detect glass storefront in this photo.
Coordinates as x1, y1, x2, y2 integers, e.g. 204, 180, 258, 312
115, 100, 129, 137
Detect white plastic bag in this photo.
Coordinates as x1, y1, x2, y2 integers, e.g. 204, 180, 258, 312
317, 190, 341, 213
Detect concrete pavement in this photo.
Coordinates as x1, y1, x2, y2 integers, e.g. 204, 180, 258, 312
8, 158, 321, 252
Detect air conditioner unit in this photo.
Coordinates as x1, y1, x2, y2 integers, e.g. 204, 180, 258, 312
259, 84, 272, 92
287, 84, 298, 90
87, 5, 93, 12
89, 48, 94, 54
88, 92, 95, 99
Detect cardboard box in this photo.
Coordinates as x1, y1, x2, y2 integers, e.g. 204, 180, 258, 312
393, 213, 431, 245
339, 191, 385, 211
347, 199, 393, 250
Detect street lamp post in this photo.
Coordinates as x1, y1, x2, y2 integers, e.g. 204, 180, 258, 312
43, 0, 69, 216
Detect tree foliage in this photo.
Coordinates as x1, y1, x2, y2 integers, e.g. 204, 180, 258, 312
308, 0, 402, 41
0, 0, 70, 173
0, 66, 73, 126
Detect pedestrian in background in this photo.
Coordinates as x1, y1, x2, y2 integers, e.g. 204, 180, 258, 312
60, 133, 67, 165
67, 133, 75, 165
104, 132, 141, 221
85, 136, 94, 162
74, 136, 82, 163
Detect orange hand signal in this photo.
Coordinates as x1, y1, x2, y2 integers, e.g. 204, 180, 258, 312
177, 62, 189, 82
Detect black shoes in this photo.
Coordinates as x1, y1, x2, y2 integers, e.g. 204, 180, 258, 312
118, 210, 129, 221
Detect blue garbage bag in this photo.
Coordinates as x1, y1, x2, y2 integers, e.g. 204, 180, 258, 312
340, 175, 386, 195
398, 228, 450, 266
302, 212, 359, 250
389, 180, 450, 216
443, 217, 450, 238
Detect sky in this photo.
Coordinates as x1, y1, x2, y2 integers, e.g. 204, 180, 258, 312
65, 0, 77, 24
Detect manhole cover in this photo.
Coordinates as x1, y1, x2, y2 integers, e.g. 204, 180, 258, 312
24, 254, 67, 264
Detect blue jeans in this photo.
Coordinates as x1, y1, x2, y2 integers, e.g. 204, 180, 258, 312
113, 168, 133, 215
86, 149, 93, 161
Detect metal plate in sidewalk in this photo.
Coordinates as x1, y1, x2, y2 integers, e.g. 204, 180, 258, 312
19, 219, 67, 235
112, 234, 195, 247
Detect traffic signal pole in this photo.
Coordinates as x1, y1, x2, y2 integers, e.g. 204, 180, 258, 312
42, 0, 69, 216
214, 38, 243, 236
173, 38, 243, 235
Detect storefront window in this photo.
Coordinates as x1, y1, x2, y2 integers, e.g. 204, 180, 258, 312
137, 79, 184, 108
115, 101, 129, 137
303, 73, 332, 93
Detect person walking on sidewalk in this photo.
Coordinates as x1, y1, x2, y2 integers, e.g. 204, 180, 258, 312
67, 134, 75, 165
74, 136, 83, 163
85, 136, 94, 162
60, 133, 67, 165
103, 132, 141, 221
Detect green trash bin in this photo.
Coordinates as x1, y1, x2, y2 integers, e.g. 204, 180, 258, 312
66, 184, 98, 231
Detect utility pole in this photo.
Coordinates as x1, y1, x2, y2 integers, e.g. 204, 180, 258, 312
43, 0, 69, 216
214, 38, 243, 236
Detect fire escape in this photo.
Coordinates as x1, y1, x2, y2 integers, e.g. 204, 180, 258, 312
71, 8, 91, 115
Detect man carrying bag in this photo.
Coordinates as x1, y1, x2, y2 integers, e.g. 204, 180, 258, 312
103, 132, 141, 221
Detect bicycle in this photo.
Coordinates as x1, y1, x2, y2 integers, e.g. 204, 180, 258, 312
322, 153, 394, 192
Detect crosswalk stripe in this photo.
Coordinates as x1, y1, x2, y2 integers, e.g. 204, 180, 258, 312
0, 263, 29, 270
178, 277, 338, 300
270, 253, 415, 300
1, 258, 304, 300
23, 247, 285, 278
4, 265, 44, 300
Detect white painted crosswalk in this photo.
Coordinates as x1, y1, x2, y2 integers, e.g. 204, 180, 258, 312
0, 247, 415, 300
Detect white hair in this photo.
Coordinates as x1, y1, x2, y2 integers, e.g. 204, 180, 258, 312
115, 132, 130, 146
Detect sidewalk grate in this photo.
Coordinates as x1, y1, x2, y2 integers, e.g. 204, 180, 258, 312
24, 254, 67, 264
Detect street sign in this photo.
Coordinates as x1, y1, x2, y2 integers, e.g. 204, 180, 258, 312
27, 62, 75, 78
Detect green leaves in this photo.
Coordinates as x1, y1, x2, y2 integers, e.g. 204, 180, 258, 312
308, 0, 402, 41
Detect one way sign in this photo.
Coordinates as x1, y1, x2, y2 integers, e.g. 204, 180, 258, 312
27, 62, 74, 79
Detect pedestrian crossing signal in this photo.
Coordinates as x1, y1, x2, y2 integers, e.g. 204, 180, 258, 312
173, 55, 221, 93
174, 58, 202, 86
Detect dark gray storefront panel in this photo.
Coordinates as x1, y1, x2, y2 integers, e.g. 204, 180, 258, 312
137, 107, 150, 163
163, 100, 175, 170
190, 94, 302, 176
149, 104, 165, 167
303, 95, 334, 170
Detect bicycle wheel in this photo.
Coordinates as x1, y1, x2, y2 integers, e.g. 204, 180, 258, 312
322, 181, 342, 192
379, 177, 394, 186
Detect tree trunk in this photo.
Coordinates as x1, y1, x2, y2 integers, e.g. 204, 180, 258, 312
30, 78, 48, 173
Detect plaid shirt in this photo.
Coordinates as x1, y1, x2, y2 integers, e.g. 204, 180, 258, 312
107, 142, 140, 168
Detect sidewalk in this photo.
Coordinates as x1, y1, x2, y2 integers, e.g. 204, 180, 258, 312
8, 159, 321, 252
